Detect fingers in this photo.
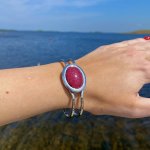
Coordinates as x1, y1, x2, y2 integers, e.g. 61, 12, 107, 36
128, 96, 150, 118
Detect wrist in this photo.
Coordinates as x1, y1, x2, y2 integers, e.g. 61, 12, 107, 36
52, 55, 95, 114
43, 62, 71, 110
76, 57, 95, 113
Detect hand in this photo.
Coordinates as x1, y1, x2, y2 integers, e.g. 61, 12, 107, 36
77, 38, 150, 118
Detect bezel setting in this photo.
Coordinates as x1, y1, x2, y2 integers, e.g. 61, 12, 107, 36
62, 63, 86, 93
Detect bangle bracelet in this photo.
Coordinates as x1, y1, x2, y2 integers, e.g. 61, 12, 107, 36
61, 59, 86, 118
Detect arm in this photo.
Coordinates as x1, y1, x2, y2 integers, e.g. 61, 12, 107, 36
0, 62, 71, 126
0, 38, 150, 126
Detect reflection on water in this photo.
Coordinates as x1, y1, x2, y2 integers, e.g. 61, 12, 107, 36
0, 31, 150, 150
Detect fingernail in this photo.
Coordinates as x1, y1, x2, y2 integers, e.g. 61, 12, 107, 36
144, 36, 150, 40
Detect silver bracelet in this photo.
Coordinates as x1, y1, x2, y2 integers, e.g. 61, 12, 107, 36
61, 59, 86, 118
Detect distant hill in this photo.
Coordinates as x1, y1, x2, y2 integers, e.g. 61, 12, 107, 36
129, 30, 150, 34
0, 29, 16, 32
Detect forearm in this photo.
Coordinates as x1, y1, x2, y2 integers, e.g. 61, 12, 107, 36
0, 62, 72, 126
2, 38, 148, 126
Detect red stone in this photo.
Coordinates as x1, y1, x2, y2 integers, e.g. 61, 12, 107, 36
144, 36, 150, 40
66, 67, 83, 88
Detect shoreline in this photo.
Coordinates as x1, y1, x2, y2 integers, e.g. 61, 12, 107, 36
0, 29, 150, 34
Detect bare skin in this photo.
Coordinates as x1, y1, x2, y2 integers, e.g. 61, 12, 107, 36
0, 38, 150, 126
77, 38, 150, 118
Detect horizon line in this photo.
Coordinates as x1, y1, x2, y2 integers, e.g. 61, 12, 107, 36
0, 28, 150, 34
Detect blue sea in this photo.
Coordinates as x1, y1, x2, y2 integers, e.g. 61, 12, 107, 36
0, 31, 150, 149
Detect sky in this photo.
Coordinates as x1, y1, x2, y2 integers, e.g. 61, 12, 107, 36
0, 0, 150, 32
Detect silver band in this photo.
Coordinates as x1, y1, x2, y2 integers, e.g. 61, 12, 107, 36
61, 59, 86, 118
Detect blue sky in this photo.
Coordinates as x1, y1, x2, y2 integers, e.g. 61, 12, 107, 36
0, 0, 149, 32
